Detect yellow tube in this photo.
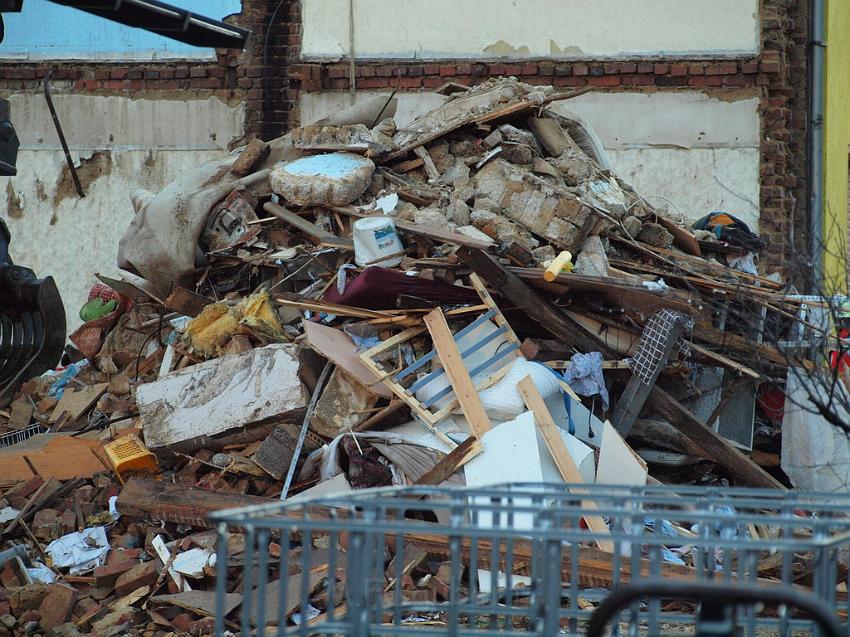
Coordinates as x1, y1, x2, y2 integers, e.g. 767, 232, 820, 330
543, 251, 573, 282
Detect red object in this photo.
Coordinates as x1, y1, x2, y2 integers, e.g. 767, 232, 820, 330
87, 283, 121, 303
323, 266, 481, 310
829, 328, 850, 373
756, 385, 785, 425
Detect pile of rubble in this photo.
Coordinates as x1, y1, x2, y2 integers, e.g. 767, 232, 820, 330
0, 77, 831, 636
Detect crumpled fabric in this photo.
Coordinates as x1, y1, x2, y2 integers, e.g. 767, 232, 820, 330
562, 351, 609, 411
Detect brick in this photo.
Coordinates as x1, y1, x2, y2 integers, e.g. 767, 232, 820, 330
705, 63, 738, 75
669, 64, 688, 76
588, 75, 621, 87
573, 64, 589, 76
537, 62, 554, 76
172, 613, 194, 633
741, 61, 759, 74
636, 62, 653, 74
553, 64, 572, 77
722, 75, 751, 87
655, 75, 688, 86
439, 65, 455, 76
520, 63, 538, 75
553, 76, 587, 87
189, 66, 207, 78
619, 62, 637, 73
653, 63, 669, 75
423, 64, 441, 75
488, 63, 506, 75
37, 584, 77, 630
760, 61, 781, 73
94, 69, 109, 80
688, 64, 705, 75
114, 561, 158, 597
397, 77, 422, 88
327, 66, 346, 79
456, 63, 473, 75
589, 65, 604, 77
143, 70, 159, 80
503, 64, 522, 75
621, 74, 656, 86
175, 67, 189, 79
688, 76, 723, 87
358, 77, 389, 88
422, 76, 444, 88
407, 65, 423, 77
94, 561, 137, 587
376, 65, 398, 77
358, 65, 376, 77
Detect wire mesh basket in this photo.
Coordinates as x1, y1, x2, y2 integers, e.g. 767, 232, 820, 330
210, 483, 850, 637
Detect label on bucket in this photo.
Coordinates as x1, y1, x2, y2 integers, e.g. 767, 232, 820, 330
374, 225, 397, 250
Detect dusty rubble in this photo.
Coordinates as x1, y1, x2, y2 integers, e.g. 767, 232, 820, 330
0, 77, 837, 635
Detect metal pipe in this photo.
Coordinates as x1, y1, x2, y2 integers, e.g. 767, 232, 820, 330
43, 69, 84, 199
808, 0, 826, 290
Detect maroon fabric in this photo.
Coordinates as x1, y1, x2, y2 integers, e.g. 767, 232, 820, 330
323, 267, 480, 310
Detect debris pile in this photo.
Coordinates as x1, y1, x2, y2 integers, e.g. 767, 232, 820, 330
0, 77, 834, 635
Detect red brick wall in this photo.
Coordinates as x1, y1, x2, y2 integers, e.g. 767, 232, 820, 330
0, 0, 809, 272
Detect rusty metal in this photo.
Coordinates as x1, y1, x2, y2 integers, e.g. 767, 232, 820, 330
43, 69, 84, 199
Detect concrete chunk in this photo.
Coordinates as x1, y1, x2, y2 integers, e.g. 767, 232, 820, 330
137, 344, 307, 450
270, 152, 375, 207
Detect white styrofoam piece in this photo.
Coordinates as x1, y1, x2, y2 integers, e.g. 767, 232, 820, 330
596, 420, 648, 486
477, 569, 533, 594
173, 548, 215, 579
464, 412, 594, 529
152, 534, 191, 591
138, 344, 307, 449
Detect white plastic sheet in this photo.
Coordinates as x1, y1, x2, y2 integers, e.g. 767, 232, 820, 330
45, 527, 110, 575
781, 367, 850, 492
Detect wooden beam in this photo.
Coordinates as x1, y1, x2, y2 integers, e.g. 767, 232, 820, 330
263, 202, 353, 250
413, 147, 440, 180
517, 377, 613, 553
650, 387, 784, 489
116, 479, 275, 528
457, 247, 616, 357
415, 437, 481, 485
423, 308, 493, 437
612, 320, 684, 437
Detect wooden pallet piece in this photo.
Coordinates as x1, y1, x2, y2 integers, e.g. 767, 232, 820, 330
358, 276, 522, 429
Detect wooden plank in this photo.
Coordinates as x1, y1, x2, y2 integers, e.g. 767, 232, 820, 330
303, 322, 393, 399
50, 383, 108, 423
393, 157, 424, 172
263, 202, 354, 249
415, 436, 481, 485
413, 147, 441, 180
517, 376, 614, 553
116, 479, 276, 528
424, 308, 493, 438
458, 247, 616, 357
612, 320, 684, 437
650, 387, 784, 489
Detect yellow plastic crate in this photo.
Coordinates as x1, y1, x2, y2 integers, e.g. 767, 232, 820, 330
104, 433, 159, 482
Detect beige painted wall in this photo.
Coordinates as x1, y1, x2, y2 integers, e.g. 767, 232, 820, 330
300, 89, 761, 229
3, 92, 245, 334
302, 0, 760, 60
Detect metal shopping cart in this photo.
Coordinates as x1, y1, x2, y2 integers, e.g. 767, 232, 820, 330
210, 483, 850, 637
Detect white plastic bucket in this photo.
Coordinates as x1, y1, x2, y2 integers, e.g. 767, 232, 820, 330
352, 217, 404, 268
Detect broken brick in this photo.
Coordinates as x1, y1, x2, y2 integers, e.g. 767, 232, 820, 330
94, 561, 137, 587
37, 584, 78, 630
114, 561, 159, 597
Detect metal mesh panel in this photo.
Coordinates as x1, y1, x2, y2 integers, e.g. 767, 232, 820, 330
211, 483, 850, 637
